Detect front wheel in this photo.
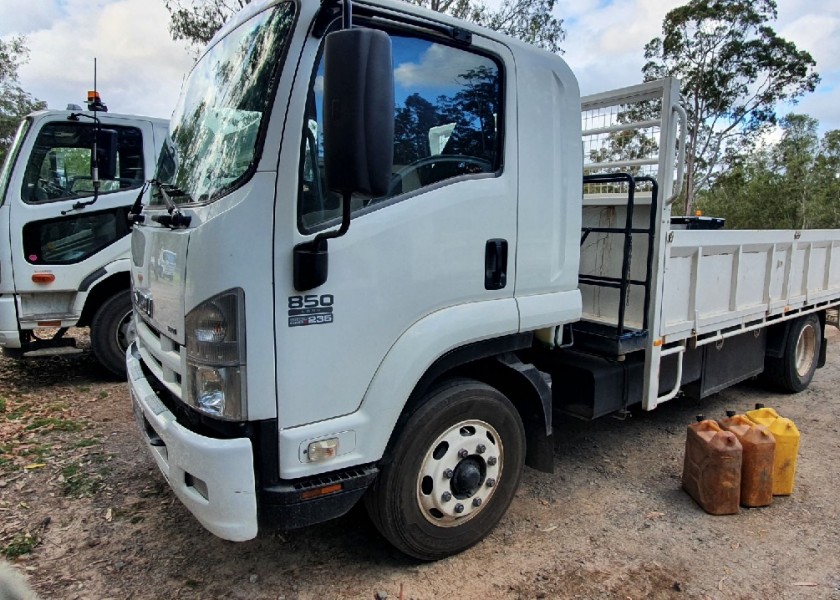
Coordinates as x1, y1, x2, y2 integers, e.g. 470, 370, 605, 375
365, 379, 525, 560
90, 291, 135, 378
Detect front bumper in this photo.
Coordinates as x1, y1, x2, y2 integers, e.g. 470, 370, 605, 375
127, 342, 258, 541
0, 295, 21, 349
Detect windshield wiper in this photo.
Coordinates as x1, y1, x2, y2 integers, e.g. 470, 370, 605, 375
149, 180, 192, 228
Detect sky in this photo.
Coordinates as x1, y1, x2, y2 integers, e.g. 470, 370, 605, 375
2, 0, 839, 134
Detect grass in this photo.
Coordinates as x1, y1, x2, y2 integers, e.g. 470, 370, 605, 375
22, 443, 52, 462
25, 417, 84, 433
0, 396, 6, 413
73, 438, 100, 448
2, 531, 40, 559
61, 461, 108, 497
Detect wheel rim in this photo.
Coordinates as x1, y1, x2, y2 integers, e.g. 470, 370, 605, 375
115, 309, 136, 353
416, 419, 503, 527
794, 323, 817, 378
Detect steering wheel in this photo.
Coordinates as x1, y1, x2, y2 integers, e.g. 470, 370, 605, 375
387, 155, 493, 197
37, 177, 78, 200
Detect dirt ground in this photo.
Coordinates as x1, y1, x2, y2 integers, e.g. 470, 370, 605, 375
1, 329, 839, 600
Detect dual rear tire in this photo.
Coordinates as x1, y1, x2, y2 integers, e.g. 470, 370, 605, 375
764, 314, 822, 393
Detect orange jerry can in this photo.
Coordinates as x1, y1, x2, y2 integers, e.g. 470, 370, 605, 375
719, 411, 775, 507
746, 404, 801, 496
682, 416, 742, 515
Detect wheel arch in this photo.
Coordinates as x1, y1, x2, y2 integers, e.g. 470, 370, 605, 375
382, 333, 555, 474
77, 271, 131, 327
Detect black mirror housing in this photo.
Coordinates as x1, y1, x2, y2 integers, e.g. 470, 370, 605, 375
323, 28, 394, 197
96, 128, 118, 181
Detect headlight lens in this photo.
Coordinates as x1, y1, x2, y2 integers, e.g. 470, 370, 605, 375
193, 303, 227, 343
185, 289, 246, 420
187, 364, 245, 420
186, 290, 243, 365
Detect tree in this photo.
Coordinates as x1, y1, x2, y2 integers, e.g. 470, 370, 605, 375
643, 0, 819, 215
1, 37, 46, 165
696, 115, 840, 229
165, 0, 565, 53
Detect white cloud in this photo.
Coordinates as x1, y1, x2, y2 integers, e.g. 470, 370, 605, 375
0, 0, 59, 36
394, 42, 494, 88
10, 0, 193, 120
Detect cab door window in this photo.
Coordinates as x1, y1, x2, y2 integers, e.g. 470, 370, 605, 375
298, 31, 503, 233
21, 122, 144, 203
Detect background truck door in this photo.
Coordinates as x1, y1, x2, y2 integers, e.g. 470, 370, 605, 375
8, 116, 154, 300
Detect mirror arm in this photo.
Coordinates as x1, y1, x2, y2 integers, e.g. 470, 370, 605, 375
313, 190, 352, 247
343, 0, 352, 29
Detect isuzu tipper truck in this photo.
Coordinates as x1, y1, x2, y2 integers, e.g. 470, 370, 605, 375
127, 0, 840, 560
0, 98, 168, 376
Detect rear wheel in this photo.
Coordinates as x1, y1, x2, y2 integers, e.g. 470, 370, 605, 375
365, 378, 525, 560
90, 290, 134, 378
764, 314, 821, 393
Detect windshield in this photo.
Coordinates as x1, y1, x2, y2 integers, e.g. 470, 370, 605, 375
153, 2, 296, 205
0, 118, 32, 207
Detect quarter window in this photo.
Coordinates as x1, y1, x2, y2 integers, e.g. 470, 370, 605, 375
299, 32, 503, 232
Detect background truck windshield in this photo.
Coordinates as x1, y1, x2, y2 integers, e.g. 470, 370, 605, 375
154, 3, 295, 204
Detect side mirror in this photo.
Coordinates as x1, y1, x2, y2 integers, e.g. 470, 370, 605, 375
322, 28, 394, 196
95, 128, 118, 181
293, 28, 394, 292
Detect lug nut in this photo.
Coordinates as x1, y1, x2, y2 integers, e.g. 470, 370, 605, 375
487, 456, 497, 466
441, 491, 452, 502
472, 497, 482, 507
476, 444, 486, 454
443, 468, 454, 479
458, 449, 469, 459
486, 478, 496, 488
454, 503, 465, 514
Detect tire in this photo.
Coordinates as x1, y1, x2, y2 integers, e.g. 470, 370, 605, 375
90, 290, 135, 378
764, 314, 821, 393
365, 378, 525, 560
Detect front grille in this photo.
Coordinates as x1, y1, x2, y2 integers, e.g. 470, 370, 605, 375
136, 317, 184, 400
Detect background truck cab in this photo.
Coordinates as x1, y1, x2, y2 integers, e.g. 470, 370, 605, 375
0, 107, 168, 375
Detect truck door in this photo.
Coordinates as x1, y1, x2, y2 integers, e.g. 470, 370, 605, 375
274, 24, 519, 429
8, 116, 154, 307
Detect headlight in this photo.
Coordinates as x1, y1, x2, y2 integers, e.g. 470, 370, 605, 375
185, 289, 246, 420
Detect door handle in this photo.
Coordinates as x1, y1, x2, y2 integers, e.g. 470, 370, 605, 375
484, 239, 508, 290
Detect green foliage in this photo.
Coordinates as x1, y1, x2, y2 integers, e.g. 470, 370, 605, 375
697, 114, 840, 229
165, 0, 565, 52
406, 0, 565, 53
644, 0, 819, 215
0, 37, 47, 165
2, 531, 40, 559
61, 462, 106, 497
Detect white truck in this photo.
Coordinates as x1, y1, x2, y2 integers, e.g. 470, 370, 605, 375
0, 102, 168, 376
126, 0, 840, 560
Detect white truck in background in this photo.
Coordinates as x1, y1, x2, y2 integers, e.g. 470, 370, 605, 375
127, 0, 840, 561
0, 98, 168, 376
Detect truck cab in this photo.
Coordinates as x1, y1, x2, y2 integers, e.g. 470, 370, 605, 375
0, 108, 168, 375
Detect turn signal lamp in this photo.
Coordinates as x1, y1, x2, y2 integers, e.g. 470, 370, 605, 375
306, 438, 339, 462
32, 273, 55, 284
695, 210, 703, 217
300, 483, 343, 501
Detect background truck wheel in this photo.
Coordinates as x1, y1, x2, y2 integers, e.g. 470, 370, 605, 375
365, 378, 525, 560
764, 314, 821, 393
90, 290, 134, 378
